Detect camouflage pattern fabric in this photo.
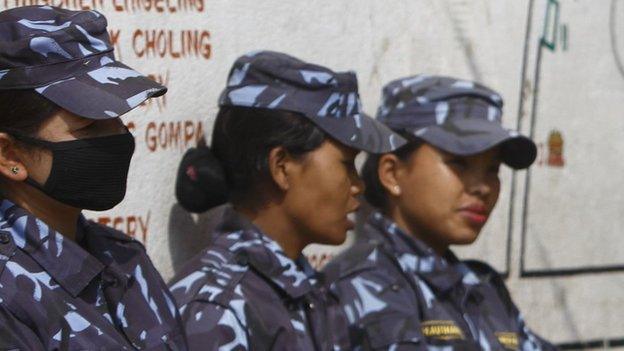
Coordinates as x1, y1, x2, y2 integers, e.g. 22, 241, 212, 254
170, 207, 351, 350
323, 211, 559, 351
0, 6, 166, 119
218, 50, 406, 154
376, 75, 536, 169
0, 199, 187, 350
377, 75, 505, 127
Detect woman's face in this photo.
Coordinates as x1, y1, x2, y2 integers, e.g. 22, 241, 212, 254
283, 139, 363, 246
17, 109, 126, 186
389, 143, 501, 252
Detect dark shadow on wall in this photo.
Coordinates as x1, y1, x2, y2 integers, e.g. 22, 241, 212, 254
167, 203, 229, 278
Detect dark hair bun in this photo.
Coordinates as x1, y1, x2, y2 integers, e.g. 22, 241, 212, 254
175, 145, 229, 213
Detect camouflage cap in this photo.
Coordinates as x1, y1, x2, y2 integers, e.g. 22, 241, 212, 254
377, 75, 536, 169
0, 6, 166, 119
218, 51, 406, 154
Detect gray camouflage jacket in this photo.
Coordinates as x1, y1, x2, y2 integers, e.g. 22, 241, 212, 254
169, 208, 351, 350
0, 199, 187, 350
323, 211, 558, 351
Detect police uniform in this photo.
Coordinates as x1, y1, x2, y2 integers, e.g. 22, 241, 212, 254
323, 76, 558, 350
0, 6, 186, 350
325, 211, 557, 350
170, 207, 350, 350
0, 200, 186, 350
169, 51, 407, 350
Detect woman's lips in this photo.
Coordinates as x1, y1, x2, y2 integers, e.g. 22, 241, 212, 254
346, 217, 355, 230
458, 210, 488, 225
457, 204, 488, 226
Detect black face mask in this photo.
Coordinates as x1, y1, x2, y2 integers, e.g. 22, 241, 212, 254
10, 130, 136, 211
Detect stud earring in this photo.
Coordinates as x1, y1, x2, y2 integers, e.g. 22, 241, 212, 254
393, 185, 401, 195
10, 166, 18, 175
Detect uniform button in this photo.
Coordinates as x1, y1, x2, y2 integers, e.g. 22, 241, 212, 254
391, 284, 400, 292
308, 302, 315, 310
0, 233, 10, 244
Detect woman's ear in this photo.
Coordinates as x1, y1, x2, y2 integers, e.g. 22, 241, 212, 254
0, 133, 28, 182
267, 146, 291, 192
378, 153, 404, 197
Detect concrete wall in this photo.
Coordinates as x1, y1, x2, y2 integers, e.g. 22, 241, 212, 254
3, 0, 622, 348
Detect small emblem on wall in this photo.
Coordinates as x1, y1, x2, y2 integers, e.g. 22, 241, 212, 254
547, 130, 564, 167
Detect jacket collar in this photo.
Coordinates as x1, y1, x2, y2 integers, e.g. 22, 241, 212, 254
367, 211, 485, 293
0, 199, 104, 297
214, 207, 316, 299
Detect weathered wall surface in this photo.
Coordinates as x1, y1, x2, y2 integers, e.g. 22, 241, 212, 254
2, 0, 623, 348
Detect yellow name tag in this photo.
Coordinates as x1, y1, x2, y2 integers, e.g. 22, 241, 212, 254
421, 320, 464, 340
496, 332, 519, 350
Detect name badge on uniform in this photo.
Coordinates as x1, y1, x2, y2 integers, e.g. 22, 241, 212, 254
421, 320, 464, 341
496, 332, 519, 350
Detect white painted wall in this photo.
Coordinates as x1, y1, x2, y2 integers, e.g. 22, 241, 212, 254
3, 0, 622, 347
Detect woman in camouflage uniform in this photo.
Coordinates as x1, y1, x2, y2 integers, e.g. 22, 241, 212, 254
169, 50, 406, 350
324, 75, 558, 350
0, 6, 187, 350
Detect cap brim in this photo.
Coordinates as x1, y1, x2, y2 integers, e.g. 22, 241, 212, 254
411, 118, 537, 169
35, 59, 166, 119
310, 113, 407, 154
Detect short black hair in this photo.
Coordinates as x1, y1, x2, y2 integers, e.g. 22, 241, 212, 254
0, 89, 59, 135
361, 130, 422, 209
0, 89, 60, 192
202, 106, 326, 209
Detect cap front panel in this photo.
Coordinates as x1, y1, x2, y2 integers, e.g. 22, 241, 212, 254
219, 50, 406, 153
0, 6, 166, 119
